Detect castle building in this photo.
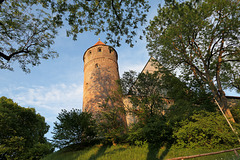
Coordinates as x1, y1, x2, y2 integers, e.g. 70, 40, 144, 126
83, 40, 240, 126
82, 40, 122, 116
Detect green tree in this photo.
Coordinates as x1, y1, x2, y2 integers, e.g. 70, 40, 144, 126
121, 71, 165, 121
159, 69, 239, 148
161, 69, 217, 126
0, 96, 53, 160
96, 82, 127, 145
122, 68, 216, 144
120, 70, 138, 95
121, 70, 171, 144
52, 109, 97, 149
0, 0, 57, 73
52, 0, 150, 47
0, 0, 150, 72
97, 103, 127, 145
146, 0, 240, 120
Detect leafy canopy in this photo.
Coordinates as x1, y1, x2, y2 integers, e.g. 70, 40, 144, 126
0, 96, 52, 160
146, 0, 240, 111
52, 109, 97, 149
120, 69, 171, 144
52, 0, 150, 47
161, 69, 217, 127
0, 0, 150, 72
0, 0, 57, 73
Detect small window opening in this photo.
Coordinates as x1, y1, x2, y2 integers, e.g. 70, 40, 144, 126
89, 50, 92, 54
95, 63, 99, 68
98, 48, 102, 52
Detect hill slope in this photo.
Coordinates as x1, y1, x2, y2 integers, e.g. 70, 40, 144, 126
42, 144, 239, 160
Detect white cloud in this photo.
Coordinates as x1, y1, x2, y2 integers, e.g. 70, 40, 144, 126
1, 83, 83, 121
0, 83, 83, 140
17, 83, 82, 110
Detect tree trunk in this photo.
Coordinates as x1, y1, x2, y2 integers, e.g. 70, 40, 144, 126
215, 92, 235, 122
206, 75, 235, 122
218, 95, 235, 123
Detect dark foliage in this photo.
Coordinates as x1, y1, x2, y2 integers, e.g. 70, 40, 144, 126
0, 96, 53, 160
52, 109, 97, 149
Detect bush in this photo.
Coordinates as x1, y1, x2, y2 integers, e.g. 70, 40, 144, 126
231, 102, 240, 123
52, 109, 97, 149
173, 111, 240, 149
127, 116, 172, 145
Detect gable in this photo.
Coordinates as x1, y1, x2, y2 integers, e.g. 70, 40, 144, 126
141, 57, 159, 74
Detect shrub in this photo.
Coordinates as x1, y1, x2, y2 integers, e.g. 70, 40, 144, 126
173, 111, 240, 149
127, 116, 172, 145
231, 102, 240, 124
52, 109, 97, 149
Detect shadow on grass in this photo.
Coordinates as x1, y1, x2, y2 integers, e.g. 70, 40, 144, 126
146, 142, 172, 160
88, 144, 110, 160
147, 143, 162, 160
159, 142, 172, 160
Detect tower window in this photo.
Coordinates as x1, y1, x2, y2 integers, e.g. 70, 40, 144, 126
95, 63, 99, 68
98, 48, 102, 52
89, 50, 92, 54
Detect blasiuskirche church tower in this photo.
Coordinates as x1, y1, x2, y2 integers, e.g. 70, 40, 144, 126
82, 40, 122, 117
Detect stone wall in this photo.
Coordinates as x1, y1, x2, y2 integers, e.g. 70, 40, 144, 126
226, 96, 240, 108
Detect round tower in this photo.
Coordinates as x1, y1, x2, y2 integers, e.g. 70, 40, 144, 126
82, 40, 121, 115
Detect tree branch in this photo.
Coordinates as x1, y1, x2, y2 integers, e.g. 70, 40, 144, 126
111, 0, 122, 22
185, 60, 208, 83
222, 50, 240, 59
207, 36, 222, 67
0, 0, 4, 5
0, 21, 13, 40
222, 59, 240, 62
111, 0, 123, 34
215, 33, 225, 100
0, 50, 30, 61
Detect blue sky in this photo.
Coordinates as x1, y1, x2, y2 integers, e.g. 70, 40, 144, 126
0, 1, 239, 140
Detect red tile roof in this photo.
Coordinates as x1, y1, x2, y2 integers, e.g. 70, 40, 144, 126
94, 40, 105, 46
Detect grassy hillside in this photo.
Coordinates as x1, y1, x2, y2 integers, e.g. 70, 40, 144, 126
42, 144, 239, 160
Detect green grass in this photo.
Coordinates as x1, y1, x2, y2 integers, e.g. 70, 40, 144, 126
42, 144, 240, 160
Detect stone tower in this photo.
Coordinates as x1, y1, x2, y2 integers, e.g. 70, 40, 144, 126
83, 40, 121, 116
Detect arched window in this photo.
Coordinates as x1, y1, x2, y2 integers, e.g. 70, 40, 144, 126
98, 47, 102, 52
95, 63, 99, 68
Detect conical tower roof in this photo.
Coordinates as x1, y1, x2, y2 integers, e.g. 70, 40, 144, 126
94, 40, 106, 46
